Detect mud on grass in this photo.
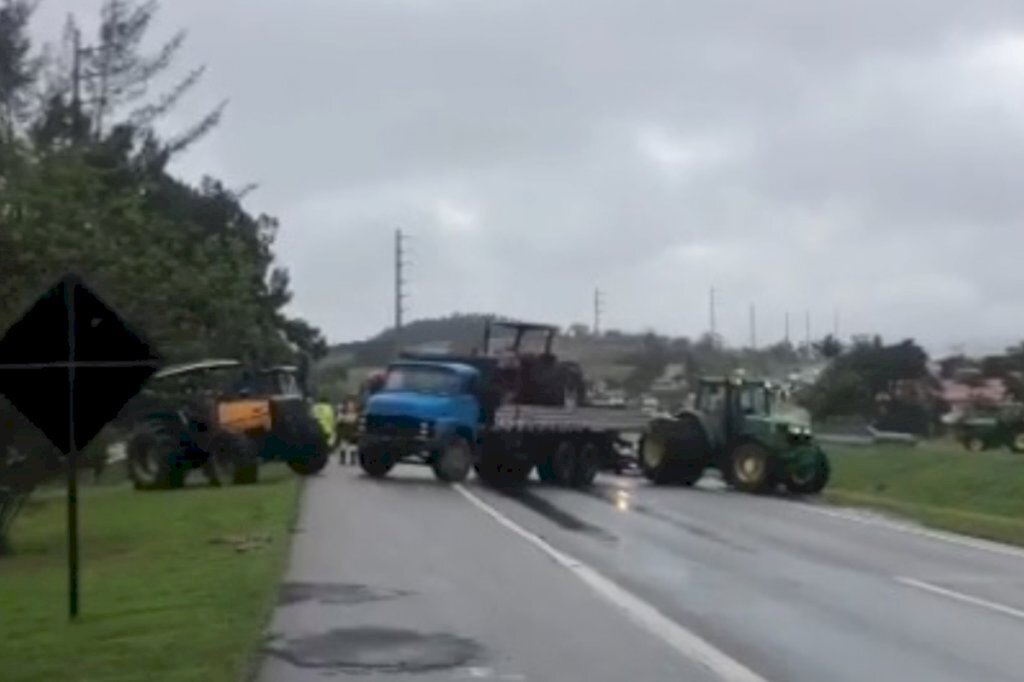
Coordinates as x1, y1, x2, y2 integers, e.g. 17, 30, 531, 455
0, 465, 301, 682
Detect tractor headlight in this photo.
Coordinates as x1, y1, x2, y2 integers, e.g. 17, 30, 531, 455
787, 424, 810, 436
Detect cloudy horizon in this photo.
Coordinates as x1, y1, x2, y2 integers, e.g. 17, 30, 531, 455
30, 0, 1024, 357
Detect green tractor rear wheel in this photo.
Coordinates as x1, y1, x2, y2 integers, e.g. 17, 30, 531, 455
640, 415, 707, 486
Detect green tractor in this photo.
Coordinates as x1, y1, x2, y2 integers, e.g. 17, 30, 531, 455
639, 376, 830, 494
954, 403, 1024, 453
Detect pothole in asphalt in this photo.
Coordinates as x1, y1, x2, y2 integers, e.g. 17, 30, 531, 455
278, 582, 413, 606
264, 627, 482, 673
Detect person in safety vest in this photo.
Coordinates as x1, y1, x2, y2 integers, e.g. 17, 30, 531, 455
312, 398, 338, 451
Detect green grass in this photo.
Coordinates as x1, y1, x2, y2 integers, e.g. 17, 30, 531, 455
826, 441, 1024, 546
0, 467, 301, 682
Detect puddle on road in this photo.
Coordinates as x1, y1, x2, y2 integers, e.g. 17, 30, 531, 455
586, 485, 753, 553
278, 582, 413, 607
500, 489, 618, 542
264, 627, 482, 673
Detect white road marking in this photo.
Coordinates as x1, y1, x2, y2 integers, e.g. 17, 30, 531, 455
454, 484, 769, 682
798, 504, 1024, 561
897, 577, 1024, 622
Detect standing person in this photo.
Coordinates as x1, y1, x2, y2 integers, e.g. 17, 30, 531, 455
336, 397, 360, 465
311, 397, 338, 453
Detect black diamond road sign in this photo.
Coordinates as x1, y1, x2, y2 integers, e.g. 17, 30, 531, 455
0, 274, 162, 454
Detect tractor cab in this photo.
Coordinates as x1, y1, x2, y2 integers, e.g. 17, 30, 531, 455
694, 377, 773, 444
479, 319, 584, 407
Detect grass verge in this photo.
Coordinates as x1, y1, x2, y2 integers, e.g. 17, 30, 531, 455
826, 442, 1024, 547
0, 466, 301, 682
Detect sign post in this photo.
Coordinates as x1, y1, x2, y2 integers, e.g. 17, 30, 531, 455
0, 274, 162, 619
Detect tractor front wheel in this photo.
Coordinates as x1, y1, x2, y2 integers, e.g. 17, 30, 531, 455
784, 455, 830, 495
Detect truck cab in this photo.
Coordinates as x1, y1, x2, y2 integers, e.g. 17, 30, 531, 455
357, 361, 484, 482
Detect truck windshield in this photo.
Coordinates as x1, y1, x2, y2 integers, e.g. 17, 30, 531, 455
384, 366, 463, 395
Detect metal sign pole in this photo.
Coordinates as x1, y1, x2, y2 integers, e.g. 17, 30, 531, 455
65, 279, 79, 620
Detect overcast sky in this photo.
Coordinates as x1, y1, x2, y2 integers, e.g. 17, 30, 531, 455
31, 0, 1024, 354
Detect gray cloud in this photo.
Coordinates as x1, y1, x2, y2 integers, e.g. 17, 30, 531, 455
32, 0, 1024, 354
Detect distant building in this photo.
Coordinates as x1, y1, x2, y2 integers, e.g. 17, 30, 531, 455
939, 378, 1007, 411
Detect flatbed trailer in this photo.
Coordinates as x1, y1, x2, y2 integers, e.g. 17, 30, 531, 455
473, 404, 653, 487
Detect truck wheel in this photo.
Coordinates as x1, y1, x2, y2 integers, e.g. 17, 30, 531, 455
728, 442, 773, 493
127, 422, 186, 490
784, 455, 830, 495
1010, 433, 1024, 454
433, 436, 473, 483
358, 445, 394, 478
552, 440, 576, 486
572, 442, 601, 488
207, 431, 260, 485
537, 456, 558, 483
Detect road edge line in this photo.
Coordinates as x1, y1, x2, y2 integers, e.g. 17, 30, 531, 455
454, 483, 769, 682
896, 577, 1024, 622
799, 504, 1024, 561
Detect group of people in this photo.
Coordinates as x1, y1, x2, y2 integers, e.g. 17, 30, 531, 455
311, 397, 361, 465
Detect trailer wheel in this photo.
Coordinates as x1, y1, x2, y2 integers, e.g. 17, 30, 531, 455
552, 440, 577, 486
358, 445, 394, 478
784, 455, 830, 495
432, 436, 473, 483
572, 442, 601, 488
729, 442, 773, 493
537, 455, 558, 483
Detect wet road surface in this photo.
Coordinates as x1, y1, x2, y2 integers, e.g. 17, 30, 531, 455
259, 465, 1024, 682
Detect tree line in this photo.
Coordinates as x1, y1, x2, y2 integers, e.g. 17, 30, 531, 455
0, 0, 325, 552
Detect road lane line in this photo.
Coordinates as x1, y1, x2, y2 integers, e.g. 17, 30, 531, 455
454, 483, 769, 682
897, 577, 1024, 622
798, 504, 1024, 561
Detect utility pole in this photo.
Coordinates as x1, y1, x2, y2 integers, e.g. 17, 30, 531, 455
785, 311, 790, 345
394, 229, 410, 351
709, 287, 717, 343
805, 310, 811, 355
749, 303, 757, 350
593, 288, 604, 336
71, 24, 82, 109
833, 307, 840, 338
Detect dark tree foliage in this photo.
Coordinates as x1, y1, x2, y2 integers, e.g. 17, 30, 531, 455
0, 0, 323, 553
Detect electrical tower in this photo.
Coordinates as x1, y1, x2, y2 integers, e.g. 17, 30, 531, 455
593, 288, 604, 335
394, 229, 410, 350
784, 311, 791, 345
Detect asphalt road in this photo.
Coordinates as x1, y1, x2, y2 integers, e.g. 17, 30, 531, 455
259, 464, 1024, 682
